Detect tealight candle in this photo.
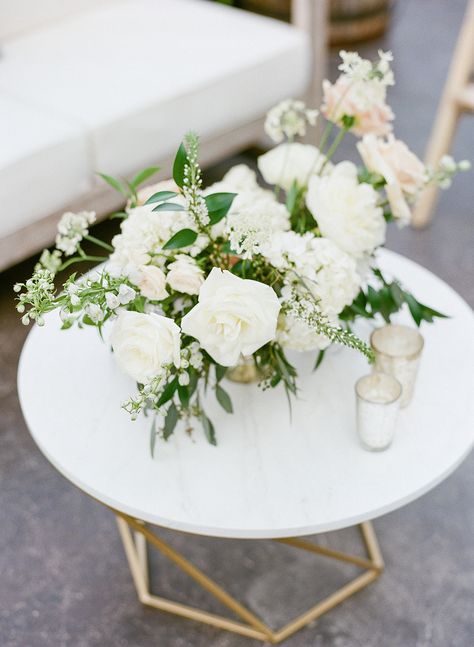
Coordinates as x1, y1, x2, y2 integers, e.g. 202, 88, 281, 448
355, 373, 402, 451
370, 324, 424, 408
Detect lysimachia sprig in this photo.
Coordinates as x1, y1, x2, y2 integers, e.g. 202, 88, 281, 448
182, 132, 210, 228
283, 292, 375, 363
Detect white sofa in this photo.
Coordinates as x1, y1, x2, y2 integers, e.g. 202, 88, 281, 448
0, 0, 326, 270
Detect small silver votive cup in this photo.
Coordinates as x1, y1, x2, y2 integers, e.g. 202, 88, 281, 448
355, 373, 402, 451
370, 324, 424, 408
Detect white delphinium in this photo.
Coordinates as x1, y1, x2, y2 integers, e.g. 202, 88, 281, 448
105, 291, 121, 310
85, 303, 104, 324
306, 162, 385, 257
55, 211, 96, 256
15, 268, 56, 325
264, 99, 318, 143
117, 284, 136, 305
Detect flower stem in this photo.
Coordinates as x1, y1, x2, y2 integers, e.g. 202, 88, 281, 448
84, 234, 114, 252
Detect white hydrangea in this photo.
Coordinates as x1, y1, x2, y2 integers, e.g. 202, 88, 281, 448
263, 231, 361, 317
264, 99, 318, 143
277, 313, 333, 352
206, 164, 291, 238
306, 162, 386, 257
55, 211, 96, 256
108, 199, 205, 279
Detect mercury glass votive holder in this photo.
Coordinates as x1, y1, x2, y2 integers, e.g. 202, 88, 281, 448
370, 324, 424, 408
355, 373, 402, 451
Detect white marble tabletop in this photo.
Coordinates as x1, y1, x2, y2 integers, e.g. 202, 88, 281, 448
17, 249, 474, 539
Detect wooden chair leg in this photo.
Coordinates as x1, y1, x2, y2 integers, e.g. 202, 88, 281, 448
412, 0, 474, 228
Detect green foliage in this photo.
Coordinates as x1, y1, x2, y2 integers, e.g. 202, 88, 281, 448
130, 166, 160, 189
313, 349, 325, 372
340, 267, 448, 327
205, 192, 237, 225
97, 172, 128, 197
341, 114, 356, 129
285, 181, 317, 234
215, 384, 233, 413
200, 412, 216, 445
162, 228, 198, 250
173, 142, 188, 187
358, 168, 386, 189
156, 377, 178, 407
152, 202, 185, 213
144, 190, 178, 205
163, 402, 179, 440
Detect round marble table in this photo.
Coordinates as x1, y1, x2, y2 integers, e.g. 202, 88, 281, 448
17, 249, 474, 644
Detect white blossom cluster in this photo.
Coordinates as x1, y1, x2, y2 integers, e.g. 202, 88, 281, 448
264, 99, 318, 143
55, 211, 96, 256
338, 49, 394, 88
428, 155, 471, 189
14, 268, 55, 326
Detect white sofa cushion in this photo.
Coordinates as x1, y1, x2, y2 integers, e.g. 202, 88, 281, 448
0, 95, 91, 237
0, 0, 310, 176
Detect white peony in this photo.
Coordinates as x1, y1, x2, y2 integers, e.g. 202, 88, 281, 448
306, 162, 386, 257
181, 268, 281, 366
167, 255, 204, 295
136, 265, 168, 300
111, 311, 181, 384
258, 143, 329, 191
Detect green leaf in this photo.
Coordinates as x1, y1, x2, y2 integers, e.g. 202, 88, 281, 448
163, 402, 179, 440
215, 384, 233, 413
200, 412, 217, 445
131, 166, 160, 188
205, 192, 237, 224
144, 190, 178, 205
178, 383, 190, 408
162, 228, 198, 250
152, 202, 185, 213
150, 417, 157, 457
367, 285, 382, 313
215, 364, 227, 382
286, 180, 299, 213
188, 369, 199, 398
389, 282, 404, 308
313, 349, 325, 372
97, 173, 128, 197
173, 143, 188, 187
156, 377, 178, 407
403, 292, 422, 326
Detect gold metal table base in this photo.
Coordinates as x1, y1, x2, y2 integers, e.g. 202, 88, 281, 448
115, 510, 384, 644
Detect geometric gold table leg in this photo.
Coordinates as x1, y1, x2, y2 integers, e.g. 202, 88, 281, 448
115, 510, 383, 645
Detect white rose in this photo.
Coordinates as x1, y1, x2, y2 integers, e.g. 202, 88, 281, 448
181, 268, 281, 366
357, 134, 426, 225
258, 143, 329, 191
111, 311, 181, 384
136, 265, 168, 300
306, 161, 386, 257
167, 255, 204, 295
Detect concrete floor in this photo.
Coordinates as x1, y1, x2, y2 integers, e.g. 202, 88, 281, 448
1, 1, 473, 646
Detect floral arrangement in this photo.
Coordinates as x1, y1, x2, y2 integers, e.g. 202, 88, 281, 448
16, 51, 469, 450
